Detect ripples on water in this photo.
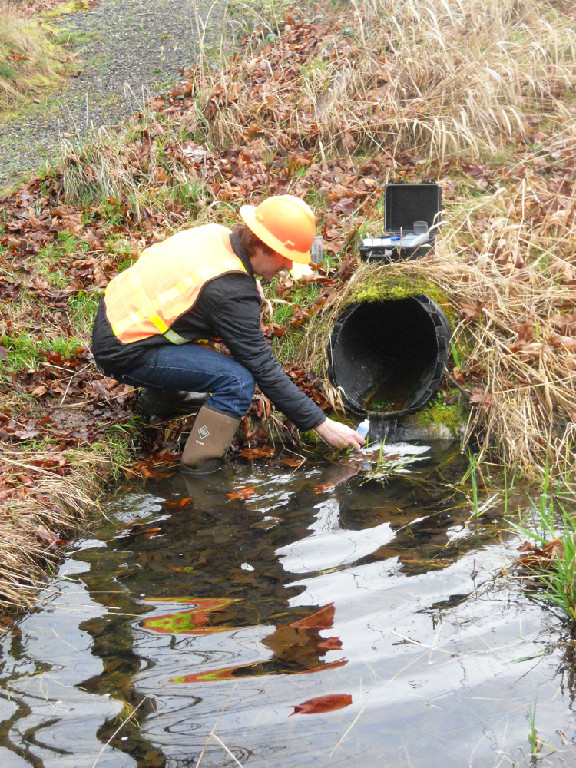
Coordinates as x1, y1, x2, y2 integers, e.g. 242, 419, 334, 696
1, 443, 575, 767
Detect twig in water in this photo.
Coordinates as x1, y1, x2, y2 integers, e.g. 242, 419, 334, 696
196, 683, 239, 767
91, 696, 149, 768
211, 733, 245, 767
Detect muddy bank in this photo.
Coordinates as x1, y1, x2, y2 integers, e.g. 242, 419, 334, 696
0, 0, 226, 190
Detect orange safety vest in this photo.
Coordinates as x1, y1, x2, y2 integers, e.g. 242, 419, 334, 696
104, 224, 248, 345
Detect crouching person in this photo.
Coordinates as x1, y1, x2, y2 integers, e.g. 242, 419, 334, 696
91, 195, 365, 472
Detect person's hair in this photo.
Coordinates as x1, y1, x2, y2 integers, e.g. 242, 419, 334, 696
234, 224, 276, 257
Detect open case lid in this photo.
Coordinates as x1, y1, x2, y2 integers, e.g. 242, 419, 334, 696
385, 182, 442, 233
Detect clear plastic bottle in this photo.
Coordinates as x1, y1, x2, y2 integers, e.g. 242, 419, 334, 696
356, 419, 370, 439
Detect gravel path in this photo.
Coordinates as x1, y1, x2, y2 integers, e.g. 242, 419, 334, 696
0, 0, 226, 191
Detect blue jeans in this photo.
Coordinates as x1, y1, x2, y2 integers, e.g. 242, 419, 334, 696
120, 344, 255, 419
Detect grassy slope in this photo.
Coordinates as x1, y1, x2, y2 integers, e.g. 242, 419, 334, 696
1, 0, 576, 608
0, 0, 79, 114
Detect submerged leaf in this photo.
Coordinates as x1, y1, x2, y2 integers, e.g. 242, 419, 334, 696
162, 497, 194, 509
227, 485, 256, 500
313, 482, 336, 494
141, 597, 242, 635
240, 446, 274, 459
171, 665, 246, 683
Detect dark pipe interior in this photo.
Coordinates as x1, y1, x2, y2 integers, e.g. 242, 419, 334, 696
328, 297, 451, 418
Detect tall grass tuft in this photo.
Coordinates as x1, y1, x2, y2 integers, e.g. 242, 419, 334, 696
511, 458, 576, 619
0, 451, 105, 608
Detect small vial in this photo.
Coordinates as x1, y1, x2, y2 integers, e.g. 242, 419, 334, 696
311, 235, 324, 264
356, 419, 370, 439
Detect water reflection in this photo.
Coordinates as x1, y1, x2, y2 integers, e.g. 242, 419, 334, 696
1, 444, 576, 767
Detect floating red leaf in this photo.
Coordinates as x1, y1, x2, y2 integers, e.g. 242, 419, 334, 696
290, 693, 352, 716
291, 604, 335, 629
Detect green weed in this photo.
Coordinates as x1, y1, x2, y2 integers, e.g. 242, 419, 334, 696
0, 62, 16, 81
528, 696, 540, 755
415, 391, 465, 438
361, 441, 413, 483
460, 450, 481, 517
510, 457, 576, 621
0, 331, 85, 373
99, 420, 143, 479
68, 290, 101, 335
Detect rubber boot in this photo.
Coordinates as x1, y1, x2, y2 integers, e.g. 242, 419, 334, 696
180, 404, 240, 473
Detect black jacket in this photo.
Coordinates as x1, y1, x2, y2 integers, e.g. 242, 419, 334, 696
91, 231, 326, 431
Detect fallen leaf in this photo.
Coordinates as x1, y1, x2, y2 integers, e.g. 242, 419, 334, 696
141, 597, 242, 635
162, 497, 194, 509
240, 446, 274, 459
34, 526, 67, 549
313, 482, 336, 494
291, 604, 335, 629
278, 455, 305, 468
227, 486, 256, 500
290, 693, 353, 716
171, 664, 245, 683
517, 539, 564, 568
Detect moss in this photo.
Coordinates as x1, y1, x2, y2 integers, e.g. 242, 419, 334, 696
414, 393, 467, 437
41, 1, 93, 17
344, 273, 455, 323
300, 429, 321, 446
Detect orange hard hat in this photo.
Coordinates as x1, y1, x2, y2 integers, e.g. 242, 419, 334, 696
240, 195, 316, 264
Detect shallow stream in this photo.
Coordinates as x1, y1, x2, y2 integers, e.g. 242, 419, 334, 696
1, 442, 575, 767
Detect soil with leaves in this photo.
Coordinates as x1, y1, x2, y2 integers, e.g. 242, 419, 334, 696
1, 0, 576, 609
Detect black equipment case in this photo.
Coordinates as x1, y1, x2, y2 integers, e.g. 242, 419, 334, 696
359, 181, 442, 262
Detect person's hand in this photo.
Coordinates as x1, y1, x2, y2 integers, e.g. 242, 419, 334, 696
255, 279, 265, 300
314, 418, 366, 450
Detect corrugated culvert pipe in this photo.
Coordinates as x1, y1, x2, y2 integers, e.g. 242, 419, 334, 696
327, 295, 452, 418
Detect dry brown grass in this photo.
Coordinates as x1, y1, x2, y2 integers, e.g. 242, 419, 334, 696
0, 450, 107, 609
191, 0, 576, 162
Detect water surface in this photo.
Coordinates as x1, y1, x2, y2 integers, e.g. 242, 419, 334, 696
1, 443, 575, 767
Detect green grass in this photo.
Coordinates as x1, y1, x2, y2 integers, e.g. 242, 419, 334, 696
509, 458, 576, 621
33, 232, 91, 286
264, 278, 323, 363
68, 290, 101, 334
98, 420, 144, 479
459, 450, 482, 517
0, 62, 16, 81
0, 331, 85, 373
0, 1, 72, 114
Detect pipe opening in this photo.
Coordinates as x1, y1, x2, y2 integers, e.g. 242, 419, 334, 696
328, 296, 451, 418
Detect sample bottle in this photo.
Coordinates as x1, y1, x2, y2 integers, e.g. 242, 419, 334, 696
356, 419, 370, 439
